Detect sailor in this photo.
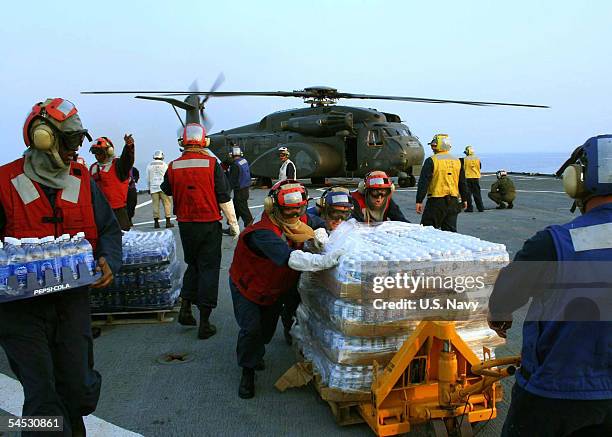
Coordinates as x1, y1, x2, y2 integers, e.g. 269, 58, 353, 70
89, 134, 135, 231
223, 146, 253, 235
488, 170, 516, 209
416, 134, 468, 232
319, 188, 354, 231
228, 179, 341, 399
0, 98, 122, 436
351, 171, 409, 223
126, 165, 139, 226
147, 150, 174, 229
489, 135, 612, 436
277, 146, 296, 181
161, 123, 239, 339
461, 145, 485, 212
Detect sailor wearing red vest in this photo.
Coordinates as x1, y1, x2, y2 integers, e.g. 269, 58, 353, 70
89, 134, 135, 231
161, 123, 239, 339
229, 180, 343, 399
0, 98, 122, 436
350, 171, 409, 223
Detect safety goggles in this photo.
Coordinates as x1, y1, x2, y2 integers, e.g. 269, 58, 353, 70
369, 189, 391, 199
60, 129, 91, 151
279, 206, 305, 218
325, 207, 352, 221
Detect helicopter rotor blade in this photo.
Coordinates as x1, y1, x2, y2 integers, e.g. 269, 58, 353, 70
333, 92, 549, 108
202, 73, 225, 104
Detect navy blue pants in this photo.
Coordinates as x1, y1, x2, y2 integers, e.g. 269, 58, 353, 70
178, 221, 222, 308
0, 289, 101, 437
502, 383, 612, 437
230, 281, 282, 369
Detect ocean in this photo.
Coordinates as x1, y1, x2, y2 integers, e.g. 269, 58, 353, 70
478, 152, 568, 175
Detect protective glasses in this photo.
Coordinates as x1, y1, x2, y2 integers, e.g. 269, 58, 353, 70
369, 189, 391, 198
325, 207, 352, 221
60, 130, 91, 151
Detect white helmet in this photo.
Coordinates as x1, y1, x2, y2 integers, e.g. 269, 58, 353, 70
278, 146, 290, 156
231, 146, 243, 157
496, 169, 507, 178
153, 150, 164, 160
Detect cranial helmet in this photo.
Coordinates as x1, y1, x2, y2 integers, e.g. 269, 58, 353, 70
154, 150, 164, 160
557, 135, 612, 211
278, 146, 290, 157
182, 123, 207, 148
496, 169, 507, 179
231, 146, 243, 157
90, 137, 115, 157
464, 145, 474, 156
264, 179, 308, 215
23, 98, 92, 168
428, 134, 452, 152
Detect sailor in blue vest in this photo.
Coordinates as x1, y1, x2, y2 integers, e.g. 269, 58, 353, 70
489, 135, 612, 436
224, 146, 253, 235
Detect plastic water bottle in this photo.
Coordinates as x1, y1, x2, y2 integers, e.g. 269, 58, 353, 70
0, 242, 10, 293
23, 237, 44, 285
75, 232, 95, 274
40, 236, 61, 281
5, 237, 28, 288
59, 234, 78, 280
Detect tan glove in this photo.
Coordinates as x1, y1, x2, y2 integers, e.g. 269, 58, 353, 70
220, 201, 240, 239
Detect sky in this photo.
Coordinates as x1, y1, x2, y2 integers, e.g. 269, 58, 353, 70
1, 0, 611, 173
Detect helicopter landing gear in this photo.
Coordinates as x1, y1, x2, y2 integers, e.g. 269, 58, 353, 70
397, 173, 416, 188
310, 177, 326, 186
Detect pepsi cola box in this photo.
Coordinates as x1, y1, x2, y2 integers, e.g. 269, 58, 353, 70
0, 263, 101, 304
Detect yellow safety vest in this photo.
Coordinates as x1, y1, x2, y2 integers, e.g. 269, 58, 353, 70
464, 155, 481, 179
429, 152, 461, 197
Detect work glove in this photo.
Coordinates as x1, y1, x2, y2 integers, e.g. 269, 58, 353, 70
219, 201, 240, 240
288, 249, 345, 272
313, 228, 329, 251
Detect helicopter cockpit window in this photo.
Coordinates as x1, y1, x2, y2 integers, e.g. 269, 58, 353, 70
367, 130, 383, 147
399, 128, 412, 137
384, 128, 400, 137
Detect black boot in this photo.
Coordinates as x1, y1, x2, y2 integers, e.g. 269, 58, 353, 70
165, 217, 175, 228
178, 299, 196, 326
507, 201, 514, 209
198, 306, 217, 339
154, 218, 160, 229
239, 368, 255, 399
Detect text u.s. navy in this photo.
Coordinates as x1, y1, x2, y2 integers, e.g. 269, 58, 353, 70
372, 298, 480, 311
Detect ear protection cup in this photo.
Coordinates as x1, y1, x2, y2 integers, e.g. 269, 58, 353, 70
31, 122, 56, 151
390, 183, 396, 192
205, 138, 211, 147
563, 164, 587, 199
357, 180, 365, 194
264, 196, 274, 213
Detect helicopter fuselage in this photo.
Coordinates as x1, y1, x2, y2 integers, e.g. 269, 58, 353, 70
208, 105, 424, 181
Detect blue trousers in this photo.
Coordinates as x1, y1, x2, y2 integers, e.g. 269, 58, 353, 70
0, 289, 101, 437
230, 281, 282, 369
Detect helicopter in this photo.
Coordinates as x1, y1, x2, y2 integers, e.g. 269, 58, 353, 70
82, 81, 548, 187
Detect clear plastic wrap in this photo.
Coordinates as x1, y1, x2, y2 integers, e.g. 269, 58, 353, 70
121, 230, 176, 266
319, 220, 509, 300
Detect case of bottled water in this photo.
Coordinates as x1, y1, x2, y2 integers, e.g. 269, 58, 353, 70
0, 234, 100, 303
89, 230, 180, 312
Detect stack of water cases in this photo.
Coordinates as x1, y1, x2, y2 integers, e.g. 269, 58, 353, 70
89, 230, 181, 312
293, 220, 510, 393
0, 233, 98, 303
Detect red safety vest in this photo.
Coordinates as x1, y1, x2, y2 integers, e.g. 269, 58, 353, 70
350, 190, 391, 222
166, 151, 221, 222
229, 212, 307, 305
0, 157, 98, 250
90, 158, 128, 209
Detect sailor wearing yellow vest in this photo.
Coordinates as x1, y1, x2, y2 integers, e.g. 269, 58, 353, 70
461, 145, 485, 212
416, 134, 468, 232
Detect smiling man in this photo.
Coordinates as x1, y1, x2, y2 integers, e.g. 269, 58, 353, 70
350, 171, 409, 223
0, 98, 122, 437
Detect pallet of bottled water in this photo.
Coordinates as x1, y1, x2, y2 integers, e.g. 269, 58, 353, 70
320, 220, 509, 300
122, 230, 176, 267
90, 260, 181, 312
0, 233, 99, 304
90, 230, 180, 312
